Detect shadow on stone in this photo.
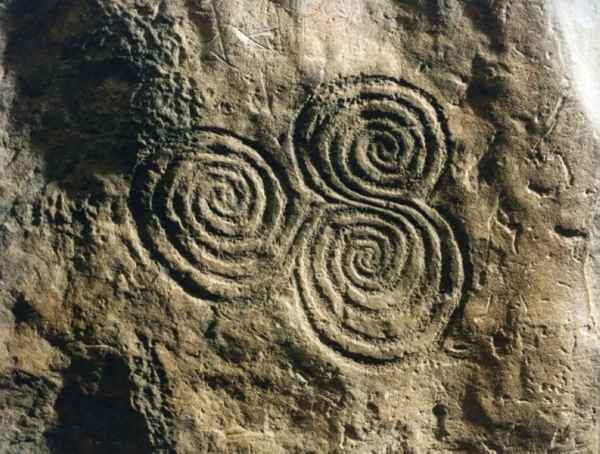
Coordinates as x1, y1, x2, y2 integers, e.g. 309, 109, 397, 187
45, 351, 152, 454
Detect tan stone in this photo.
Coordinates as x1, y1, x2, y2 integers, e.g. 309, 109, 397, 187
0, 1, 598, 452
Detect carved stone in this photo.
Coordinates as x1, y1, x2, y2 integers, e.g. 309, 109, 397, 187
0, 1, 598, 453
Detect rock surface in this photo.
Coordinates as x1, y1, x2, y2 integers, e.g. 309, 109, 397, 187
0, 1, 598, 452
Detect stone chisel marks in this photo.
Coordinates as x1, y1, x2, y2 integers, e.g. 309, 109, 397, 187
129, 128, 300, 300
293, 75, 451, 206
294, 201, 464, 363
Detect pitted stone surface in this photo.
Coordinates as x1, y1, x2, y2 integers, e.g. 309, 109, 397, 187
0, 1, 598, 453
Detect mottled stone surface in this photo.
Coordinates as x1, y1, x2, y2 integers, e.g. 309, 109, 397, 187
0, 1, 598, 453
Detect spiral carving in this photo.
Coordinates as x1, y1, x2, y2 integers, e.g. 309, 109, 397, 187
295, 201, 463, 362
128, 75, 469, 366
129, 129, 299, 300
293, 75, 449, 204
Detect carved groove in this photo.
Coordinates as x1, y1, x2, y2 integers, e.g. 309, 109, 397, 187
293, 75, 450, 205
129, 129, 300, 300
294, 201, 463, 362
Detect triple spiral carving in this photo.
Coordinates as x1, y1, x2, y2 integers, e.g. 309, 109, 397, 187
129, 76, 466, 364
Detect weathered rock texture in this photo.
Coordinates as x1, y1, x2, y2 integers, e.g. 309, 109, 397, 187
0, 1, 598, 453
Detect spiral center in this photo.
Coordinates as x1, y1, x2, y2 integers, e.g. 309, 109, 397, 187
210, 179, 244, 217
368, 133, 402, 166
353, 244, 381, 276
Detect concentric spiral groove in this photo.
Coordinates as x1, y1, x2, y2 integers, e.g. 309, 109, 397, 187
294, 201, 463, 362
293, 75, 450, 205
129, 129, 300, 300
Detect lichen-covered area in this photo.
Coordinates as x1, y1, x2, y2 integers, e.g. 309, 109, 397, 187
0, 1, 598, 453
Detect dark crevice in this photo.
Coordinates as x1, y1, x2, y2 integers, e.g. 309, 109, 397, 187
44, 352, 153, 454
